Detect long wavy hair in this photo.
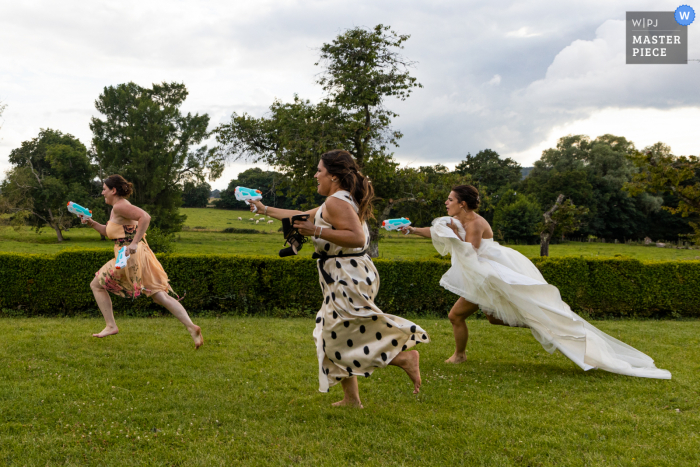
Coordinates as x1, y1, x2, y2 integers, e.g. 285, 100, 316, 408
320, 150, 375, 222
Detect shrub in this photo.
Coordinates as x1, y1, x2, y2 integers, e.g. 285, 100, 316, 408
0, 252, 698, 318
145, 227, 175, 254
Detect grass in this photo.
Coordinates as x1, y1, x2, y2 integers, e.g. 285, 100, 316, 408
0, 317, 697, 466
1, 207, 699, 261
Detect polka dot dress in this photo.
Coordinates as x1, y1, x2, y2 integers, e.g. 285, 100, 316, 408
312, 191, 430, 393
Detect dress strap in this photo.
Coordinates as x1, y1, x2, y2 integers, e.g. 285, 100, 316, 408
329, 190, 359, 213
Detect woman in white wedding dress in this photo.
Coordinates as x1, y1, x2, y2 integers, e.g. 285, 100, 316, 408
402, 185, 671, 379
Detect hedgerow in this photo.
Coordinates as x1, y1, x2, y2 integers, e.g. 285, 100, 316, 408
1, 252, 698, 318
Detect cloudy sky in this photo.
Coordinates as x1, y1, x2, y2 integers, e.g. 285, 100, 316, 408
1, 0, 698, 189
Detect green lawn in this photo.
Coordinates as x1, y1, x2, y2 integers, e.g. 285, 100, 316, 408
0, 317, 696, 466
1, 207, 699, 261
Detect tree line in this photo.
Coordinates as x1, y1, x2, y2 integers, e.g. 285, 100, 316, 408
1, 24, 698, 256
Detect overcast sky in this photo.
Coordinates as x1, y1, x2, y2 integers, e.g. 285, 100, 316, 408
1, 0, 698, 189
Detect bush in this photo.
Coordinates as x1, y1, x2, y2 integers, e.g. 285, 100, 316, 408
145, 227, 175, 254
1, 252, 699, 318
222, 227, 263, 234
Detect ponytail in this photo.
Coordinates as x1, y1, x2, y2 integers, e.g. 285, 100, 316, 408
320, 150, 375, 222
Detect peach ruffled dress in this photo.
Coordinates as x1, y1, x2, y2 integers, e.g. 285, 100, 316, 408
95, 221, 174, 299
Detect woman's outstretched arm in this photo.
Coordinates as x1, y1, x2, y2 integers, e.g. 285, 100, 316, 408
249, 200, 319, 221
400, 226, 432, 238
83, 218, 108, 237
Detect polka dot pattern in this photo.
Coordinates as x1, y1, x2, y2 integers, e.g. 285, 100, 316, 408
311, 190, 431, 393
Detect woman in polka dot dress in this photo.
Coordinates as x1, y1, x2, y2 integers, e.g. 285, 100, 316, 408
250, 150, 429, 408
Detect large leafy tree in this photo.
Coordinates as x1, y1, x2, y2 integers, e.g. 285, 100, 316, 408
519, 134, 662, 240
216, 25, 423, 256
492, 189, 541, 244
455, 149, 522, 193
625, 143, 700, 243
0, 129, 96, 241
90, 82, 224, 232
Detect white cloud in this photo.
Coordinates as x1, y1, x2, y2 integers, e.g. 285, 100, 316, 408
506, 27, 542, 38
487, 74, 502, 86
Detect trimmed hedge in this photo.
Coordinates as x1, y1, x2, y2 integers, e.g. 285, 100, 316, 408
1, 251, 699, 318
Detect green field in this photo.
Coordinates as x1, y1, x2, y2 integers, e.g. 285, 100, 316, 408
0, 317, 696, 466
1, 207, 699, 260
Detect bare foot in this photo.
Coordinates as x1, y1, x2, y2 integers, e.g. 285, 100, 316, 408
92, 326, 119, 338
189, 325, 204, 350
445, 352, 467, 364
332, 399, 363, 408
392, 350, 422, 394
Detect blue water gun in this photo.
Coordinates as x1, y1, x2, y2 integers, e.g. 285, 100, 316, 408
235, 186, 263, 213
382, 217, 411, 234
67, 201, 92, 221
115, 246, 128, 270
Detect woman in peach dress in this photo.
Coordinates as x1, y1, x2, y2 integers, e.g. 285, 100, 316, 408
83, 174, 203, 349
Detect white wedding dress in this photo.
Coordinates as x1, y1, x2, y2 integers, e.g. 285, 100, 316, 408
431, 217, 671, 379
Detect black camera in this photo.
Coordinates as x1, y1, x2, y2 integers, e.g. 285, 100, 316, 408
279, 214, 310, 257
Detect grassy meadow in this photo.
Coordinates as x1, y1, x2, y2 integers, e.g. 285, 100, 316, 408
0, 317, 697, 466
1, 207, 699, 260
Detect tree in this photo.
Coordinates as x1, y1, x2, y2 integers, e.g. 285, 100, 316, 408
625, 143, 700, 243
182, 181, 212, 208
0, 129, 95, 241
538, 194, 589, 256
216, 168, 298, 210
519, 134, 662, 240
492, 189, 541, 244
455, 149, 522, 193
216, 25, 423, 256
90, 82, 224, 232
377, 164, 473, 228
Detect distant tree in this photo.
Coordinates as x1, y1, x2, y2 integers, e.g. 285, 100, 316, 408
519, 134, 662, 240
182, 181, 212, 208
538, 194, 589, 256
90, 82, 224, 232
493, 189, 541, 244
455, 149, 522, 193
216, 168, 298, 210
216, 25, 423, 256
0, 129, 96, 242
378, 164, 473, 227
210, 189, 221, 199
625, 143, 700, 243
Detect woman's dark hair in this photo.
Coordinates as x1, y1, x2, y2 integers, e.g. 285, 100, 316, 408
103, 174, 134, 198
320, 150, 375, 222
452, 184, 480, 210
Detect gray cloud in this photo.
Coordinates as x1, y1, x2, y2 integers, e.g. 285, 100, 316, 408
1, 0, 698, 186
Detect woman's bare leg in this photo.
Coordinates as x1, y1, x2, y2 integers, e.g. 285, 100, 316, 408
151, 291, 204, 349
389, 350, 422, 394
332, 377, 363, 408
446, 297, 479, 364
90, 276, 119, 338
